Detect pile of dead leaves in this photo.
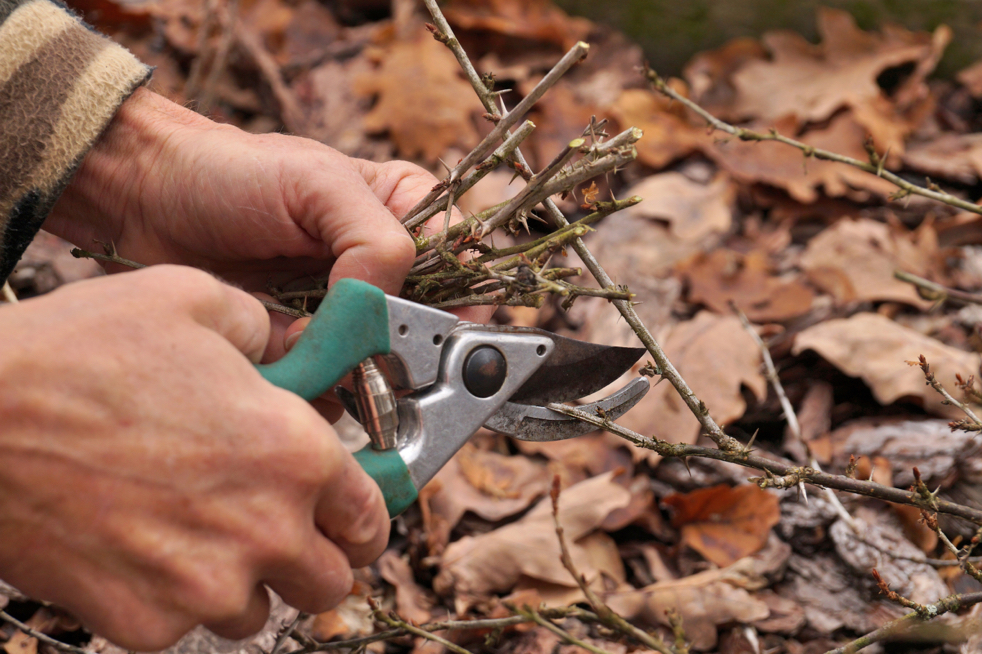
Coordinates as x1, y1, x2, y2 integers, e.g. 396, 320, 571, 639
7, 0, 982, 653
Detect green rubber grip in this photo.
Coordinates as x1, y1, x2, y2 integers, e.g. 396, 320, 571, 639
255, 278, 419, 518
256, 278, 390, 400
353, 447, 418, 517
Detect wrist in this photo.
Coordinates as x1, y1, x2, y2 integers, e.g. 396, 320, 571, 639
46, 88, 210, 248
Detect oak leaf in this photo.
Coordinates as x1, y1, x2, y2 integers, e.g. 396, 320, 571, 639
609, 87, 710, 170
433, 472, 631, 603
731, 7, 948, 142
799, 218, 938, 308
663, 484, 781, 567
443, 0, 592, 51
792, 312, 982, 417
624, 172, 734, 242
354, 32, 481, 162
678, 248, 814, 322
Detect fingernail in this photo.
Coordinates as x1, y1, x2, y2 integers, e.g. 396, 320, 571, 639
285, 332, 302, 352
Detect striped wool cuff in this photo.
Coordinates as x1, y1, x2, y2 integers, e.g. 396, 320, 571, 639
0, 0, 151, 284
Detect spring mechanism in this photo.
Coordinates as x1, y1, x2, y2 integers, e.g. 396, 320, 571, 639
351, 358, 400, 450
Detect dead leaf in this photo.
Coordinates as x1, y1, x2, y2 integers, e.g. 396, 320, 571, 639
443, 0, 592, 51
904, 133, 982, 184
958, 59, 982, 98
792, 312, 982, 417
800, 218, 938, 308
678, 248, 814, 322
354, 30, 482, 162
378, 551, 431, 625
433, 472, 631, 603
623, 172, 735, 242
731, 8, 948, 140
609, 87, 710, 170
514, 432, 633, 479
605, 553, 775, 651
663, 484, 781, 568
614, 312, 767, 461
424, 442, 551, 531
311, 580, 374, 641
683, 37, 768, 121
752, 590, 806, 635
521, 80, 601, 169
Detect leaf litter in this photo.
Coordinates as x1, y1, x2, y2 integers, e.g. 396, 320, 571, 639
8, 0, 982, 652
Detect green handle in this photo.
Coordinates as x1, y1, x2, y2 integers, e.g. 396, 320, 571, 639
255, 278, 417, 517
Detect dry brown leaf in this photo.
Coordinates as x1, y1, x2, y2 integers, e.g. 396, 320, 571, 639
354, 31, 481, 162
623, 172, 735, 242
521, 80, 601, 169
731, 8, 948, 136
958, 59, 982, 98
433, 472, 631, 603
792, 312, 982, 417
615, 312, 767, 461
443, 0, 592, 51
609, 87, 711, 170
683, 37, 768, 121
706, 113, 898, 204
378, 551, 432, 625
678, 248, 814, 322
424, 442, 551, 531
663, 484, 781, 568
799, 218, 938, 308
311, 580, 375, 642
904, 133, 982, 184
605, 551, 778, 651
514, 432, 633, 479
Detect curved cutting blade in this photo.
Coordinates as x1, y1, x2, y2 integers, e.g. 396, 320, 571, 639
486, 377, 650, 441
507, 332, 646, 405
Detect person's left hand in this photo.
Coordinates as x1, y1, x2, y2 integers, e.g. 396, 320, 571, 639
47, 87, 453, 299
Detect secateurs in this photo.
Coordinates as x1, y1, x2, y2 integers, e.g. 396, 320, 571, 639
256, 279, 648, 517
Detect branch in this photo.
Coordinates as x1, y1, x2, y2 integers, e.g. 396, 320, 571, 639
545, 403, 982, 525
644, 68, 982, 217
70, 248, 311, 319
0, 611, 91, 654
894, 270, 982, 306
551, 478, 676, 654
908, 355, 982, 433
823, 591, 982, 654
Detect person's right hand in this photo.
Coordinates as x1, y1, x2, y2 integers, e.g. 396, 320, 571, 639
0, 265, 389, 651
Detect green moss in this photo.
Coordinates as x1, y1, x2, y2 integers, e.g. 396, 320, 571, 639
556, 0, 982, 79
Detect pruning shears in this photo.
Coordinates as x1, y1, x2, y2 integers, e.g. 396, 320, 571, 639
256, 279, 648, 517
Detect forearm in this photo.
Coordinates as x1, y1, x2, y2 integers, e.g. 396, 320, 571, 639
0, 0, 150, 283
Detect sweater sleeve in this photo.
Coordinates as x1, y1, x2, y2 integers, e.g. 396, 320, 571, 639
0, 0, 151, 284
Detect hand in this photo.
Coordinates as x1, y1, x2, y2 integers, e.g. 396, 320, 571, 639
48, 87, 425, 295
0, 266, 389, 650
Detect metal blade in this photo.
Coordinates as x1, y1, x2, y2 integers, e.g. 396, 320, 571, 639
507, 332, 646, 405
486, 377, 649, 441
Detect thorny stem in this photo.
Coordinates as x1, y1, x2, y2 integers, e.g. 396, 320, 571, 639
545, 403, 982, 525
70, 248, 311, 319
736, 308, 858, 530
0, 611, 91, 654
372, 604, 474, 654
823, 592, 982, 654
422, 1, 739, 453
551, 478, 676, 654
644, 68, 982, 217
895, 270, 982, 306
909, 355, 982, 432
513, 607, 618, 654
269, 612, 308, 654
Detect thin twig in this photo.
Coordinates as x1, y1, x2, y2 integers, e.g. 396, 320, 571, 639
545, 403, 982, 525
2, 281, 18, 303
0, 611, 91, 654
736, 308, 858, 529
514, 607, 618, 654
909, 355, 982, 432
895, 270, 982, 306
823, 591, 982, 654
269, 612, 308, 654
644, 68, 982, 217
551, 478, 675, 654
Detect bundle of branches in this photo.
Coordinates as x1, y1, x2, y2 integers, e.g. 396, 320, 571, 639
267, 25, 640, 314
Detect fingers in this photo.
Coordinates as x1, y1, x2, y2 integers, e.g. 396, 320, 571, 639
314, 448, 391, 568
265, 536, 354, 615
203, 585, 272, 641
135, 265, 272, 363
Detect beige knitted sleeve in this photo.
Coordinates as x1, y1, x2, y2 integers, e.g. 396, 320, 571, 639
0, 0, 151, 283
